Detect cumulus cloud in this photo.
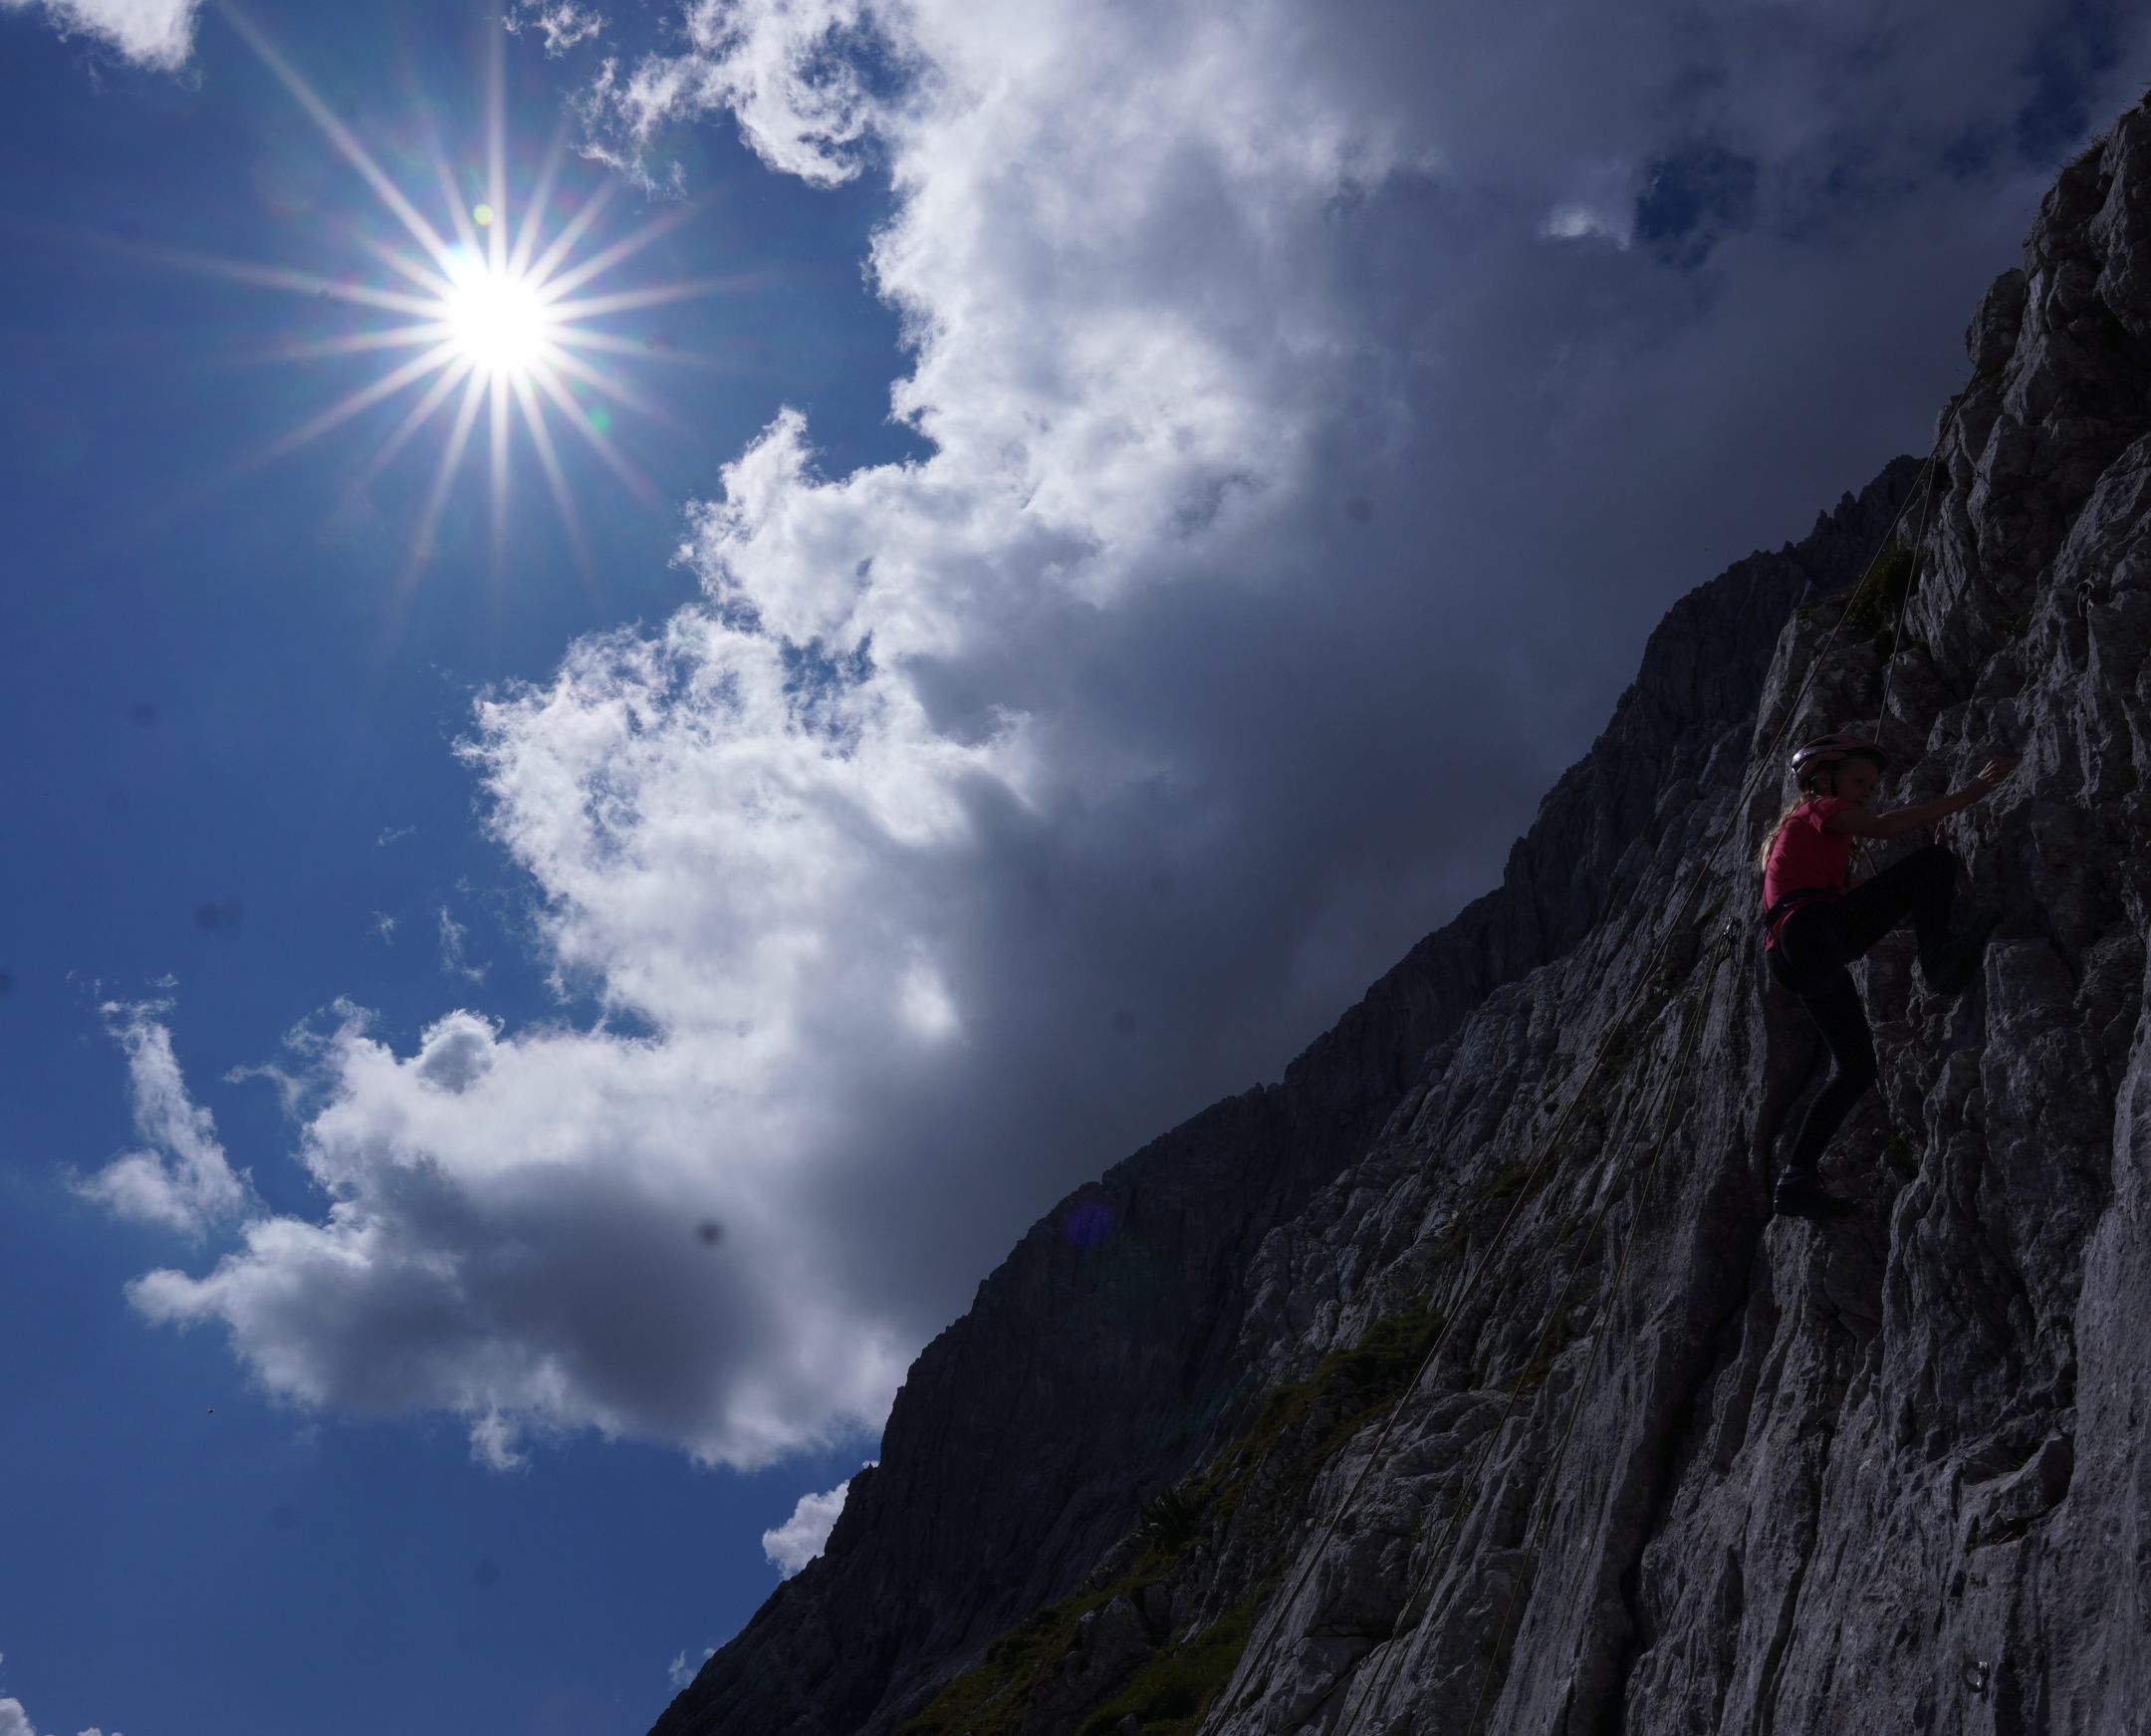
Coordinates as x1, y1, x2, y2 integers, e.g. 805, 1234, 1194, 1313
109, 0, 2151, 1480
70, 1000, 253, 1238
762, 1468, 868, 1577
0, 0, 199, 69
121, 1000, 908, 1469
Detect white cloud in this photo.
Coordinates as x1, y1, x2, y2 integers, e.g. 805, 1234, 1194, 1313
578, 0, 889, 188
0, 0, 199, 69
435, 907, 488, 984
507, 3, 604, 57
0, 1666, 123, 1736
370, 912, 397, 945
469, 1406, 529, 1472
120, 999, 909, 1470
374, 825, 416, 848
762, 1469, 868, 1577
70, 1000, 253, 1238
666, 1644, 716, 1689
104, 0, 2151, 1483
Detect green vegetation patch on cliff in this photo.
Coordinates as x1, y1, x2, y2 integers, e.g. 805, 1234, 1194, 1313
896, 1303, 1443, 1736
1839, 546, 1917, 651
1074, 1589, 1268, 1736
1196, 1300, 1446, 1515
897, 1586, 1111, 1736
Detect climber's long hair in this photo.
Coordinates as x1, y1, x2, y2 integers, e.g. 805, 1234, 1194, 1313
1756, 788, 1822, 868
1755, 750, 1880, 868
1756, 764, 1844, 869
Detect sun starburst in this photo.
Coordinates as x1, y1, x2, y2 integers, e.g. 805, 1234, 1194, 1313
136, 4, 751, 583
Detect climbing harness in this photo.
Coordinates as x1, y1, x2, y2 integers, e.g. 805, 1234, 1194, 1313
1220, 386, 1975, 1733
1761, 884, 1844, 953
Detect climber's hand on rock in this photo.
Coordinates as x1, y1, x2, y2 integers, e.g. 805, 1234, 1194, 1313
1972, 755, 2020, 794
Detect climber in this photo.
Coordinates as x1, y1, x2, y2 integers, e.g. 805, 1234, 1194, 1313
1756, 732, 2019, 1217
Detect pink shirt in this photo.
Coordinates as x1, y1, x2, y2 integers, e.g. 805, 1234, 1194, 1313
1763, 796, 1857, 908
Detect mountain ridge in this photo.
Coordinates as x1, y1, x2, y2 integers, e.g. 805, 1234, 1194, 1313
653, 94, 2151, 1736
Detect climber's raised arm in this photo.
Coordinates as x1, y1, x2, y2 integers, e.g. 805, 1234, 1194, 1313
1822, 755, 2019, 841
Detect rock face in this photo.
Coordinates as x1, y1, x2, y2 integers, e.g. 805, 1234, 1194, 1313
650, 100, 2151, 1736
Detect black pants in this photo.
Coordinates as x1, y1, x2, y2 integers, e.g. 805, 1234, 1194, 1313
1764, 843, 1958, 1178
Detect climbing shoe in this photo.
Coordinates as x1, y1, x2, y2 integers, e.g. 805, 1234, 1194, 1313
1922, 910, 2004, 997
1773, 1172, 1861, 1219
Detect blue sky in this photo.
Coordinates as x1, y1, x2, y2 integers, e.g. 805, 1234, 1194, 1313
1, 1, 2145, 1733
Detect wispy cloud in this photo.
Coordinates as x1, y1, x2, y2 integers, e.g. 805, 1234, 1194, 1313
70, 999, 253, 1238
0, 0, 200, 70
469, 1407, 528, 1473
374, 825, 416, 849
506, 1, 604, 57
666, 1644, 716, 1689
577, 0, 890, 190
436, 907, 488, 983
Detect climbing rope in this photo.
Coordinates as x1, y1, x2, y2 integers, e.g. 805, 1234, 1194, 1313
1337, 932, 1731, 1736
1222, 386, 1969, 1728
1855, 393, 1962, 879
1340, 404, 1969, 1731
1874, 400, 1956, 745
1455, 935, 1729, 1736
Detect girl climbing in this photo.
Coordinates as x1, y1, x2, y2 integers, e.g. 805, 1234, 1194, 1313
1757, 732, 2019, 1217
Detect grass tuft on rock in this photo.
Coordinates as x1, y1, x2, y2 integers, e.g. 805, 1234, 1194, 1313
1839, 546, 1916, 650
898, 1303, 1442, 1736
1074, 1592, 1265, 1736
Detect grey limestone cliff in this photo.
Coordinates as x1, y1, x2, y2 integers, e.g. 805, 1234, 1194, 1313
651, 95, 2151, 1736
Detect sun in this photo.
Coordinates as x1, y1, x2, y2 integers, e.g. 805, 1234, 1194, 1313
141, 6, 748, 578
441, 250, 555, 379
